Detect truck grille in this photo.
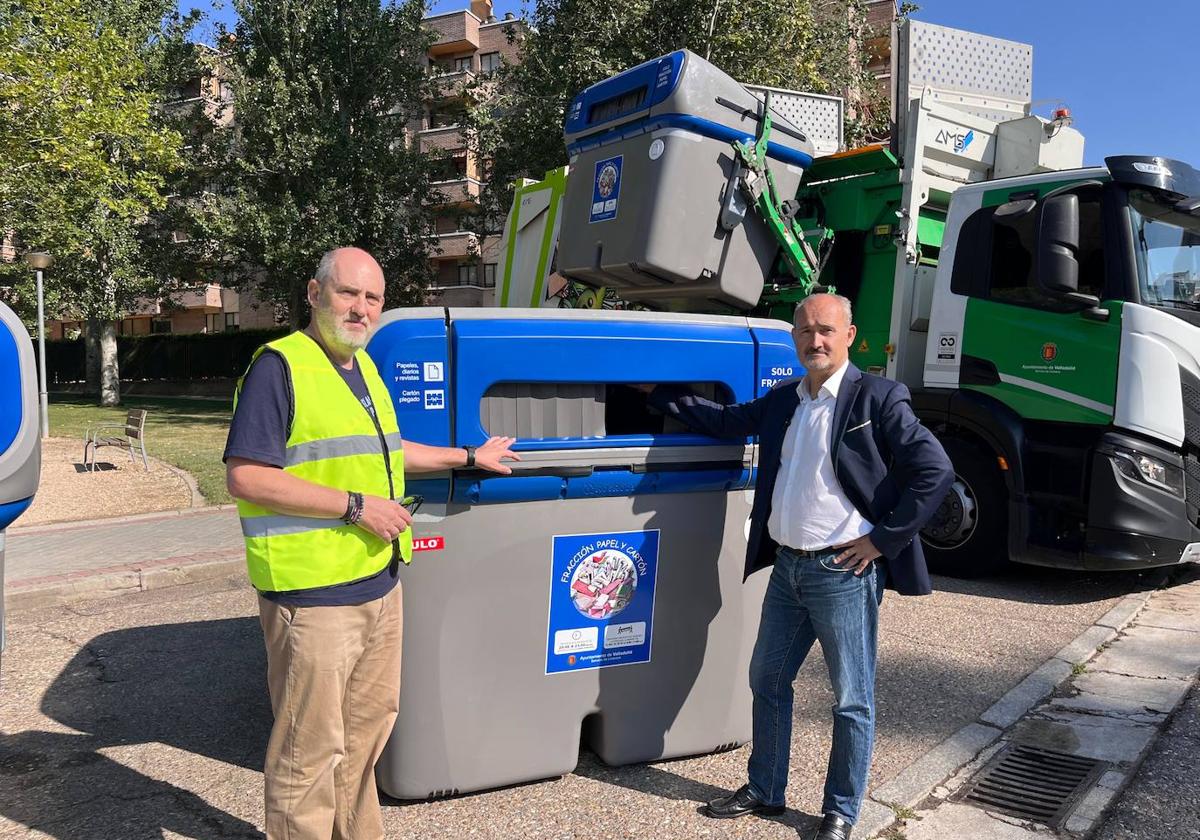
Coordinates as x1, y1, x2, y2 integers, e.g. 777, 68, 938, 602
1182, 367, 1200, 451
1187, 452, 1200, 529
1183, 368, 1200, 527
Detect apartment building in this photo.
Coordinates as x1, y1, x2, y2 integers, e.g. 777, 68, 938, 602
43, 45, 277, 340
420, 0, 524, 307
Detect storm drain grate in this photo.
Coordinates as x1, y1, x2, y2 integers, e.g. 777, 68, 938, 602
953, 743, 1108, 828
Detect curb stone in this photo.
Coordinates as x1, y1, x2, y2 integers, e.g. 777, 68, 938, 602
7, 504, 238, 537
5, 551, 244, 611
864, 573, 1165, 839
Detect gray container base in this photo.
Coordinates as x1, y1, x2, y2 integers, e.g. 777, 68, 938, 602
376, 491, 767, 799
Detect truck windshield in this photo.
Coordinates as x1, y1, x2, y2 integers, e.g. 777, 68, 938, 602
1129, 189, 1200, 310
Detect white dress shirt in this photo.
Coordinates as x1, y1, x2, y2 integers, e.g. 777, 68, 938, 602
767, 361, 872, 551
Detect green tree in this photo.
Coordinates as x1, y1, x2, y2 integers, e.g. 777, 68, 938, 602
0, 0, 185, 405
196, 0, 441, 326
462, 0, 897, 245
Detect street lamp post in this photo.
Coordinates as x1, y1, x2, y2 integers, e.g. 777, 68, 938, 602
23, 251, 53, 439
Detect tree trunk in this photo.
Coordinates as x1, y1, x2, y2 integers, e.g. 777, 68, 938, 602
288, 281, 308, 330
84, 319, 102, 396
98, 320, 120, 406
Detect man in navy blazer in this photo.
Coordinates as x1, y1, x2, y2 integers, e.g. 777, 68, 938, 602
642, 293, 953, 840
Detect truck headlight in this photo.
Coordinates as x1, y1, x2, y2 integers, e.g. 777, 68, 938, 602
1112, 448, 1185, 494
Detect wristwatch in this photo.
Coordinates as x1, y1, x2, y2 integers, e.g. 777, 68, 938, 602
463, 445, 476, 468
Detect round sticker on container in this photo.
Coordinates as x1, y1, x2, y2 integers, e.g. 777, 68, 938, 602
568, 549, 638, 620
648, 138, 665, 161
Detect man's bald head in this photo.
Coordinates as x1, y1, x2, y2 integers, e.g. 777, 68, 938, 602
307, 247, 386, 360
794, 293, 853, 328
791, 292, 857, 383
315, 247, 383, 289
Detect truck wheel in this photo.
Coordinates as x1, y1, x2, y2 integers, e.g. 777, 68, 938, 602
920, 438, 1009, 577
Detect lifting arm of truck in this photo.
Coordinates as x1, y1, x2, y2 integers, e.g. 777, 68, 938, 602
731, 89, 832, 298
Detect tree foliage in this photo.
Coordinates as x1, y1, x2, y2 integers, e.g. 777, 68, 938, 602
463, 0, 897, 236
0, 0, 186, 403
189, 0, 442, 325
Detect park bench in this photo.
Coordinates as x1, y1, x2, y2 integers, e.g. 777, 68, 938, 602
83, 409, 150, 472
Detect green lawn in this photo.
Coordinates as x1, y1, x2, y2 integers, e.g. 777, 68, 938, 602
49, 394, 234, 504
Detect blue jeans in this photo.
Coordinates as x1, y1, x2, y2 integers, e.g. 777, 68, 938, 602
746, 546, 885, 823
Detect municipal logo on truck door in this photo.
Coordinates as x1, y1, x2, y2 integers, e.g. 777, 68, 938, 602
1041, 342, 1058, 362
589, 155, 622, 223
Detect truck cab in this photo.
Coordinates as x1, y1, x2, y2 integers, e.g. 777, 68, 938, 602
917, 157, 1200, 572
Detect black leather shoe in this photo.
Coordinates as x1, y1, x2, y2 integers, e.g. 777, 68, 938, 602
702, 784, 785, 819
811, 812, 853, 840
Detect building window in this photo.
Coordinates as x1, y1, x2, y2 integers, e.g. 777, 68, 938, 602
206, 313, 221, 333
457, 264, 476, 286
429, 108, 464, 129
151, 318, 172, 334
225, 312, 240, 331
480, 52, 502, 74
482, 263, 497, 287
454, 56, 472, 73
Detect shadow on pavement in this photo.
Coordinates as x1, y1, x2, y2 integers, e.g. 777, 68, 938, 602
0, 730, 263, 839
930, 564, 1163, 605
572, 751, 823, 834
0, 617, 268, 838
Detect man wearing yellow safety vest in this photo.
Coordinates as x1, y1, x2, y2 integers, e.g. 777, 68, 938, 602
224, 247, 518, 840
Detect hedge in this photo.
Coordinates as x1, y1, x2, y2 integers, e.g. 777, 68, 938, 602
42, 328, 291, 384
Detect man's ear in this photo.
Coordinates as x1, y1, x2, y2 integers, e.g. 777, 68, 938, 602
846, 323, 858, 346
306, 278, 320, 309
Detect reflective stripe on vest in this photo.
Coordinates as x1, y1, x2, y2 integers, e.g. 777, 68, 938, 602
284, 431, 405, 468
234, 331, 412, 592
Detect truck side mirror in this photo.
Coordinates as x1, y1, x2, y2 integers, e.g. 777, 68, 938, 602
1037, 193, 1080, 295
1037, 194, 1109, 321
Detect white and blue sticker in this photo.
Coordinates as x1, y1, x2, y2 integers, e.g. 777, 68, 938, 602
545, 529, 659, 674
589, 155, 623, 223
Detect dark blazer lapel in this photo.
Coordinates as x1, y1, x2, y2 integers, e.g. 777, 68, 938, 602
831, 363, 863, 461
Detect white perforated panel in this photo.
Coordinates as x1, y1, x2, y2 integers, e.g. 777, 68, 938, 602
744, 84, 844, 157
894, 20, 1034, 165
903, 21, 1031, 103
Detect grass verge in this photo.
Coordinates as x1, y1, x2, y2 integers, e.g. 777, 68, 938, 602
49, 394, 233, 504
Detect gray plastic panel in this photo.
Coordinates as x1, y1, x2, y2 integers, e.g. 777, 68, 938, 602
480, 383, 605, 439
377, 492, 768, 799
745, 85, 843, 156
558, 50, 815, 312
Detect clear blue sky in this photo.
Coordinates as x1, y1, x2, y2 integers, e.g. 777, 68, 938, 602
184, 0, 1199, 166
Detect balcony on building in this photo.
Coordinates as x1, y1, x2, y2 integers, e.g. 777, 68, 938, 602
432, 177, 484, 206
430, 65, 477, 99
418, 125, 466, 155
433, 230, 479, 260
426, 10, 481, 56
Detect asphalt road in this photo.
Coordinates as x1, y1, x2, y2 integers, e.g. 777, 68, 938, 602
0, 565, 1162, 839
1091, 680, 1200, 840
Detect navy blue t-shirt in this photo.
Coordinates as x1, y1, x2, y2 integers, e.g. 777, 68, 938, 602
224, 350, 400, 607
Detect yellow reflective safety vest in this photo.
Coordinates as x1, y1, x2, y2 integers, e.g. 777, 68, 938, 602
234, 331, 411, 592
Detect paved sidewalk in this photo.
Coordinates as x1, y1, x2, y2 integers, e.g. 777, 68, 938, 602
866, 564, 1200, 839
3, 507, 244, 609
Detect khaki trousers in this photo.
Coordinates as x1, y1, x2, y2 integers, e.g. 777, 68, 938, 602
258, 583, 402, 840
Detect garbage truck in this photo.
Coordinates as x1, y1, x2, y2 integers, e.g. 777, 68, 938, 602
495, 19, 1200, 576
0, 299, 42, 673
371, 18, 1198, 802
